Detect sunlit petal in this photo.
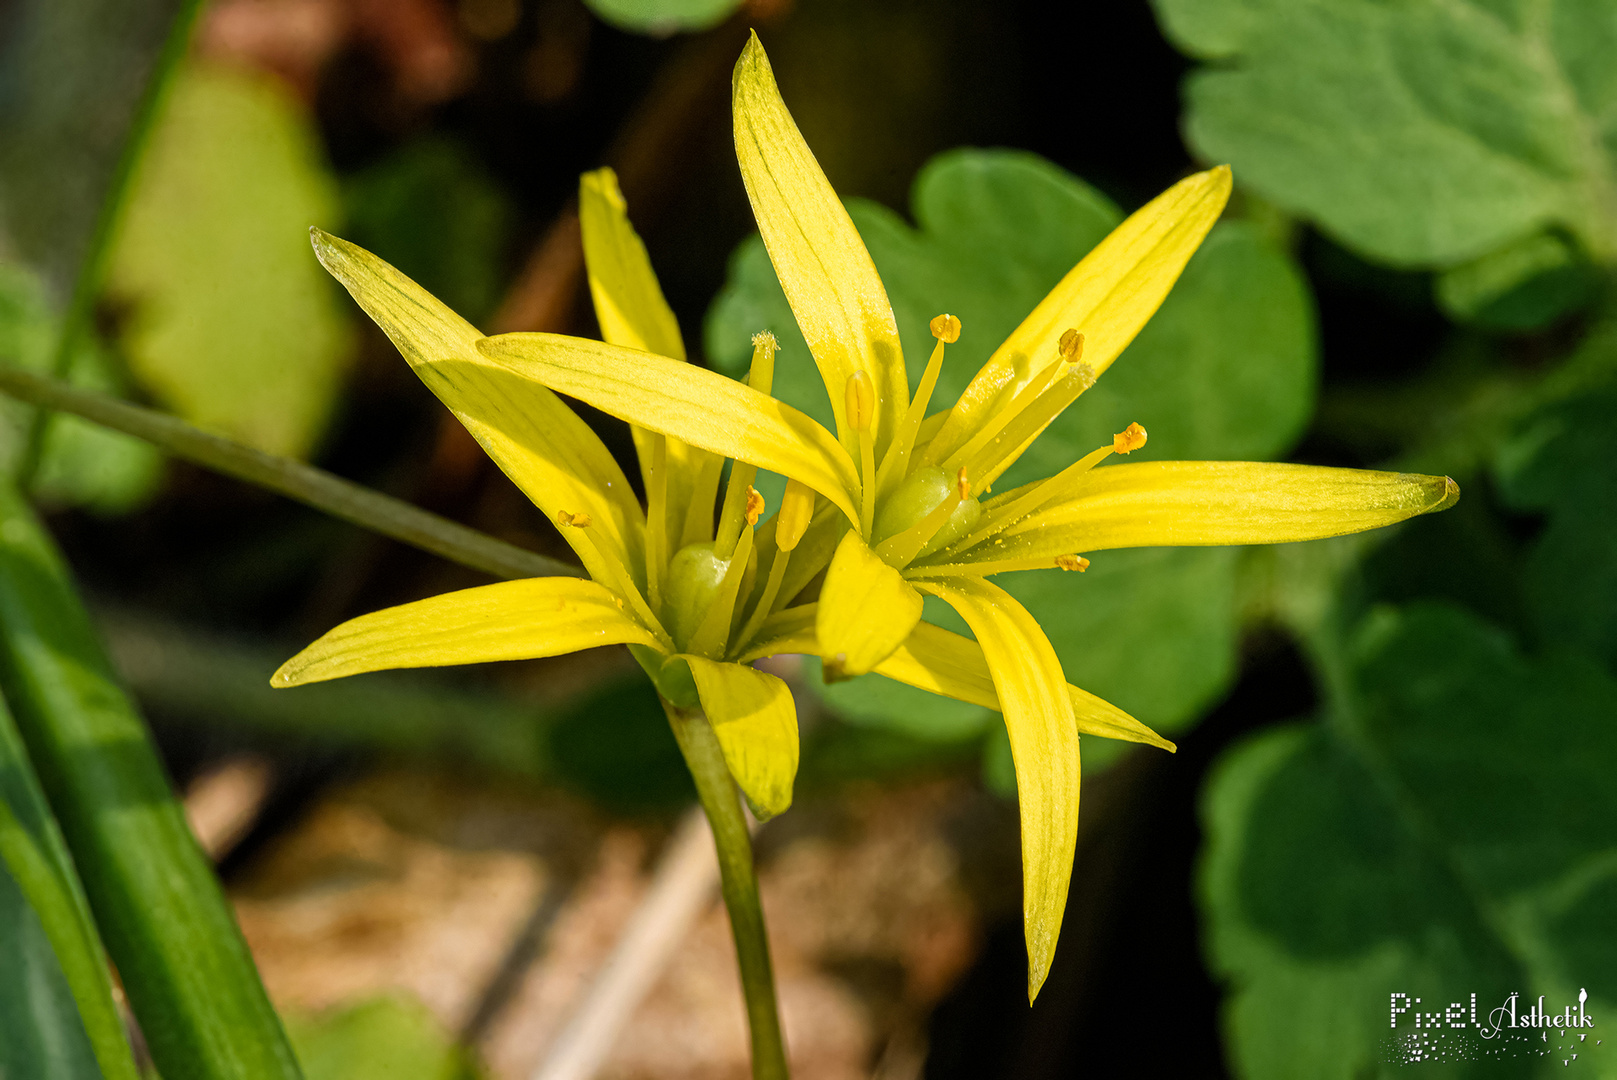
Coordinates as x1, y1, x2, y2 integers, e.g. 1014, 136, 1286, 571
914, 577, 1078, 1002
876, 622, 1174, 750
683, 655, 799, 819
816, 532, 923, 678
311, 230, 646, 592
732, 32, 907, 456
476, 332, 861, 523
272, 578, 659, 687
579, 167, 686, 361
928, 167, 1231, 465
920, 462, 1460, 575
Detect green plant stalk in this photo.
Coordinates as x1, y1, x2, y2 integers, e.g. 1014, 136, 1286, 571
0, 480, 303, 1080
662, 699, 789, 1080
18, 0, 207, 487
0, 367, 577, 581
0, 700, 140, 1080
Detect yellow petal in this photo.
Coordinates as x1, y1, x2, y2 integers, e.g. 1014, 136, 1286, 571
476, 332, 861, 523
875, 622, 1174, 751
682, 655, 799, 819
928, 168, 1232, 465
310, 230, 646, 593
578, 167, 686, 361
816, 532, 923, 679
923, 462, 1460, 575
272, 578, 660, 687
913, 577, 1078, 1002
732, 32, 907, 457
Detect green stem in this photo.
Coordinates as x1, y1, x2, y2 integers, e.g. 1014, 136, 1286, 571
0, 367, 577, 581
18, 0, 206, 487
661, 699, 789, 1080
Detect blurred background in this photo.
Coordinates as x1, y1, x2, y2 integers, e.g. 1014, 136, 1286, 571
2, 0, 1615, 1076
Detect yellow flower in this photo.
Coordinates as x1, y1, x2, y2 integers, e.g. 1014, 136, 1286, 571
277, 33, 1458, 1001
474, 35, 1460, 997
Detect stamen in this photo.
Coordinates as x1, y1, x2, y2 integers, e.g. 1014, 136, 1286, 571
922, 442, 1116, 562
775, 479, 814, 552
645, 436, 668, 612
958, 362, 1100, 482
875, 314, 957, 495
956, 465, 970, 500
847, 371, 877, 536
745, 486, 764, 526
1056, 554, 1090, 572
734, 481, 810, 650
712, 333, 780, 557
556, 510, 592, 528
845, 370, 875, 432
1113, 422, 1147, 454
1059, 329, 1084, 362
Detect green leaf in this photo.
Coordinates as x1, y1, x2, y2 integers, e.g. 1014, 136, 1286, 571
1152, 0, 1617, 267
0, 861, 101, 1080
107, 61, 350, 459
0, 480, 302, 1080
0, 264, 162, 513
0, 0, 193, 302
0, 690, 140, 1080
579, 0, 743, 35
707, 148, 1315, 742
1494, 385, 1617, 671
287, 996, 481, 1080
1434, 231, 1598, 330
1202, 602, 1617, 1078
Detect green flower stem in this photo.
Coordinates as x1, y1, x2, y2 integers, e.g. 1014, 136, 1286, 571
18, 0, 207, 487
0, 367, 577, 582
662, 699, 789, 1080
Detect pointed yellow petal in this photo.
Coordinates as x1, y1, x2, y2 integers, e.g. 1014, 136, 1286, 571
476, 332, 861, 523
816, 532, 923, 678
579, 167, 686, 360
876, 622, 1174, 751
311, 230, 646, 592
913, 577, 1077, 1001
923, 462, 1460, 575
272, 578, 660, 687
682, 655, 799, 819
732, 32, 906, 456
928, 168, 1232, 465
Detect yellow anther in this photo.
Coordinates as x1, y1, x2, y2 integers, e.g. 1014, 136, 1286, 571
930, 313, 961, 343
1056, 554, 1090, 572
1113, 422, 1147, 454
1059, 329, 1085, 362
556, 510, 592, 528
845, 370, 875, 432
745, 486, 765, 526
776, 479, 814, 552
956, 466, 970, 500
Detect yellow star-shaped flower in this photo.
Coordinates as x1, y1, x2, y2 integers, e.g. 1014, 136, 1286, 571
277, 33, 1457, 1001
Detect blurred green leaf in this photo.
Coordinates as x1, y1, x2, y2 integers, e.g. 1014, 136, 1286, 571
1435, 232, 1598, 331
0, 0, 193, 303
344, 139, 512, 327
1495, 385, 1617, 670
707, 148, 1315, 743
580, 0, 742, 35
107, 61, 350, 459
0, 480, 302, 1080
0, 862, 101, 1080
287, 996, 480, 1080
1202, 603, 1617, 1078
1152, 0, 1617, 270
0, 265, 162, 513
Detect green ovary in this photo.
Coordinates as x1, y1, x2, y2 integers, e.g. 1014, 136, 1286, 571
872, 465, 982, 558
663, 540, 755, 649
